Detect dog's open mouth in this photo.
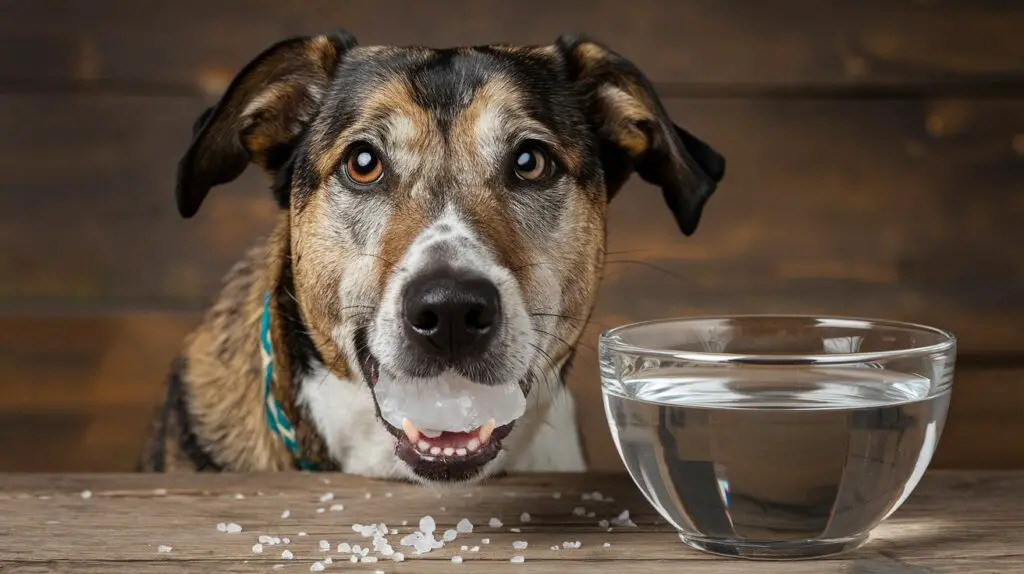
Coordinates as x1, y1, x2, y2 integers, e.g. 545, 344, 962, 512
354, 329, 518, 481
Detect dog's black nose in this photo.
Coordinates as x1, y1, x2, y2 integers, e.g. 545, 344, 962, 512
402, 268, 501, 361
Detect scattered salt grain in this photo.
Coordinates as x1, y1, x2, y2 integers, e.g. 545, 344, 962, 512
281, 510, 291, 519
299, 532, 308, 537
252, 543, 263, 554
470, 546, 480, 553
329, 503, 344, 512
38, 495, 51, 500
234, 493, 245, 500
390, 529, 398, 535
513, 541, 528, 550
551, 545, 560, 551
592, 492, 604, 501
349, 556, 359, 563
273, 565, 284, 570
603, 542, 612, 548
385, 492, 393, 498
461, 545, 469, 551
511, 556, 526, 563
216, 523, 227, 532
452, 556, 464, 564
281, 550, 294, 560
488, 518, 503, 528
456, 518, 474, 533
562, 541, 582, 549
153, 488, 167, 496
318, 540, 330, 551
352, 544, 363, 555
611, 510, 637, 528
572, 507, 586, 517
552, 492, 562, 499
324, 557, 333, 565
364, 492, 372, 499
392, 552, 405, 562
258, 535, 275, 545
319, 492, 334, 503
582, 493, 593, 501
337, 542, 351, 553
587, 512, 596, 518
316, 508, 326, 514
310, 561, 325, 572
598, 519, 610, 529
225, 522, 243, 534
420, 515, 436, 534
361, 546, 370, 557
520, 512, 531, 523
157, 545, 172, 553
361, 556, 378, 563
80, 490, 92, 500
482, 538, 491, 545
510, 528, 522, 533
401, 520, 409, 526
282, 537, 290, 544
443, 529, 458, 542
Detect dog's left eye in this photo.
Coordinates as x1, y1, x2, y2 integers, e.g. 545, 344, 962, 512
512, 143, 552, 182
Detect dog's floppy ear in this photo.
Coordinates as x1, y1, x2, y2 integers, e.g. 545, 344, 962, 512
176, 30, 358, 218
556, 34, 725, 236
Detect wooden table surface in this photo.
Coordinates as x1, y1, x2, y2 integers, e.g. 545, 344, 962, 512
0, 471, 1020, 573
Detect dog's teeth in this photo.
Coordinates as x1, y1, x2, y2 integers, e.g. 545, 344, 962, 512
402, 418, 421, 443
430, 447, 441, 455
456, 448, 467, 456
443, 447, 455, 456
417, 440, 430, 452
467, 439, 480, 452
479, 420, 496, 444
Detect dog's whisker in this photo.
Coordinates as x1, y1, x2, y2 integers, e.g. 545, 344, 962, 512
603, 259, 695, 285
532, 328, 598, 357
357, 252, 407, 272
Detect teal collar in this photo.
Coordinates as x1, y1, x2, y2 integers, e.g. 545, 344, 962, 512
260, 293, 320, 471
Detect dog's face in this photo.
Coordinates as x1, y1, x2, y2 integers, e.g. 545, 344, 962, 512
175, 31, 724, 482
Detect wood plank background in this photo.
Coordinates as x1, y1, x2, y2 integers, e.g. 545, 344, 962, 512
0, 0, 1022, 472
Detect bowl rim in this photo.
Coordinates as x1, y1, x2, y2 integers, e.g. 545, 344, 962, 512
599, 313, 957, 366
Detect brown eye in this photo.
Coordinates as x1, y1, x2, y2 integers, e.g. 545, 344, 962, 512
512, 143, 551, 182
345, 145, 384, 184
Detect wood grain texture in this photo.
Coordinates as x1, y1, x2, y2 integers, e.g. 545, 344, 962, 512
0, 471, 1020, 573
2, 95, 1022, 352
1, 315, 1021, 473
2, 0, 1022, 91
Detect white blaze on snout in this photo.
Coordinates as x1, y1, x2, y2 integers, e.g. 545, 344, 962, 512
374, 371, 526, 434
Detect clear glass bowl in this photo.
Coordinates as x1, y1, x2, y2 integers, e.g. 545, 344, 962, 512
599, 315, 956, 560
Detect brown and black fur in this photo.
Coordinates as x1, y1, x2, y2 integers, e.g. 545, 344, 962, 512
138, 29, 725, 476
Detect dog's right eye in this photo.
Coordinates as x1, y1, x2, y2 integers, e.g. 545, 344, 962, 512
344, 144, 384, 185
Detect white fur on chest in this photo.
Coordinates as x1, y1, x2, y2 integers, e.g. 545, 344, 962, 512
297, 362, 586, 480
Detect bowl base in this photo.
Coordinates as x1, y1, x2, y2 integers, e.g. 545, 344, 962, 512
679, 532, 869, 560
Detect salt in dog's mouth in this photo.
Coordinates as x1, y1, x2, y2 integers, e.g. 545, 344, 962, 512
354, 328, 519, 480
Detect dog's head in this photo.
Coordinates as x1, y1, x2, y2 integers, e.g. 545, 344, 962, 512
176, 30, 724, 482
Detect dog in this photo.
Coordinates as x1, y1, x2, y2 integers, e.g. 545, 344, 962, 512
137, 29, 725, 484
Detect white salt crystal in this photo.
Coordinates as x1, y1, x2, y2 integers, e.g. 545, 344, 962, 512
513, 541, 528, 550
316, 508, 326, 514
456, 518, 474, 533
374, 370, 526, 432
452, 556, 464, 564
551, 545, 560, 550
324, 557, 333, 565
234, 493, 245, 500
572, 507, 586, 516
392, 552, 405, 562
461, 545, 469, 551
329, 503, 344, 512
511, 556, 525, 563
470, 546, 480, 552
272, 537, 282, 545
443, 529, 458, 542
360, 547, 370, 557
349, 556, 359, 563
419, 515, 436, 533
390, 529, 398, 535
400, 532, 422, 547
337, 542, 351, 553
318, 540, 330, 551
598, 519, 610, 529
362, 555, 378, 563
481, 538, 490, 544
587, 512, 596, 518
364, 492, 372, 499
352, 545, 363, 554
319, 492, 334, 503
310, 561, 325, 571
258, 535, 274, 544
281, 510, 291, 519
552, 492, 562, 499
252, 543, 263, 554
380, 545, 395, 556
401, 520, 409, 526
611, 510, 637, 528
153, 488, 167, 496
282, 538, 290, 544
385, 492, 393, 498
520, 512, 531, 523
157, 545, 172, 553
225, 523, 243, 534
299, 532, 308, 537
603, 542, 612, 548
510, 528, 522, 533
281, 550, 294, 559
80, 490, 92, 500
592, 492, 604, 501
216, 523, 227, 532
414, 538, 433, 554
488, 518, 503, 528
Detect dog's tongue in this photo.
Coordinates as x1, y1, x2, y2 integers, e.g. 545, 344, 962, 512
374, 370, 526, 434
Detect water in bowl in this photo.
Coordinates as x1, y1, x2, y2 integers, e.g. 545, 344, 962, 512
602, 365, 949, 559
